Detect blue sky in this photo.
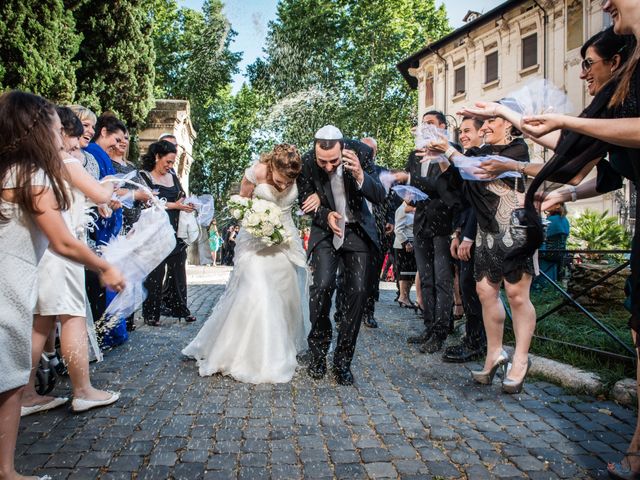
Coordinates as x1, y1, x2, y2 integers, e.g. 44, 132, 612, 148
178, 0, 504, 91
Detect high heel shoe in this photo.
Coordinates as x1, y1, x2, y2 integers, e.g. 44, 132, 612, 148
608, 451, 640, 480
144, 318, 160, 327
471, 349, 508, 385
179, 315, 197, 323
502, 358, 532, 394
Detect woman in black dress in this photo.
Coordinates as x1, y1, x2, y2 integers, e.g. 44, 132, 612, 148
139, 141, 196, 326
428, 112, 536, 394
521, 1, 640, 476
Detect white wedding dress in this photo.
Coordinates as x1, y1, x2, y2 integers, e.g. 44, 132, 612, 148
182, 163, 309, 384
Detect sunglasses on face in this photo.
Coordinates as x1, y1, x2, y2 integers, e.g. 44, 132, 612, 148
581, 58, 605, 72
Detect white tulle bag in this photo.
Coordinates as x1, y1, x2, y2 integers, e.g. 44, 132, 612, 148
99, 176, 177, 319
178, 210, 200, 245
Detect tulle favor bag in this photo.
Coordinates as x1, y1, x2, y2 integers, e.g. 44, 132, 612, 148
99, 175, 177, 320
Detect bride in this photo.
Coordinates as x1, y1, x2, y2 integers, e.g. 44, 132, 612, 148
182, 144, 309, 383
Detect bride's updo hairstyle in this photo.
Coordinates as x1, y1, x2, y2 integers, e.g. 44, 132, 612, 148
260, 143, 302, 180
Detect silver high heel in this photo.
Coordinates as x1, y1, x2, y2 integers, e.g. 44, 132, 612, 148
471, 349, 509, 385
502, 358, 532, 394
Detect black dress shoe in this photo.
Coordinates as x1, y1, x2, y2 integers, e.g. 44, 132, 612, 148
296, 350, 312, 366
407, 331, 430, 344
332, 367, 354, 386
419, 336, 444, 354
442, 342, 485, 363
363, 317, 378, 328
307, 359, 327, 379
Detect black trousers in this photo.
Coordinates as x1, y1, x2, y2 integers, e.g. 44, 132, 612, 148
458, 244, 485, 348
85, 268, 106, 323
308, 225, 371, 370
144, 247, 190, 322
363, 246, 384, 319
414, 235, 454, 340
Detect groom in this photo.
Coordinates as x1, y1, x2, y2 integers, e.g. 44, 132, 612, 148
298, 125, 386, 385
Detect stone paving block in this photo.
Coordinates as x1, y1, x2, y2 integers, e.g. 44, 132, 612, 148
491, 463, 526, 478
76, 451, 112, 468
426, 460, 462, 478
172, 462, 206, 479
14, 275, 637, 479
137, 466, 172, 480
334, 463, 367, 479
207, 453, 237, 471
270, 464, 303, 479
44, 452, 82, 469
364, 461, 398, 478
68, 468, 101, 480
181, 449, 210, 463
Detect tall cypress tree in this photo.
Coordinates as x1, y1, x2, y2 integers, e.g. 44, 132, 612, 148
74, 0, 156, 129
0, 0, 81, 102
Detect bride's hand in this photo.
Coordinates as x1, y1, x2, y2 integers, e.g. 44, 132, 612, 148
301, 193, 321, 213
328, 211, 343, 237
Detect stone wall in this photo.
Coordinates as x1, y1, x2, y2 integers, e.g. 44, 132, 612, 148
138, 99, 197, 194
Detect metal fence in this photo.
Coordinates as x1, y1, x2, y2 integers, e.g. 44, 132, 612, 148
503, 249, 636, 364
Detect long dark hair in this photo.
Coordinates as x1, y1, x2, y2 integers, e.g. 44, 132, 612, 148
581, 26, 635, 63
0, 91, 70, 221
56, 105, 84, 138
140, 140, 177, 171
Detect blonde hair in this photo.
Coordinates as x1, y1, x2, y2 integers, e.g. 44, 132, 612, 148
67, 104, 97, 125
260, 143, 302, 180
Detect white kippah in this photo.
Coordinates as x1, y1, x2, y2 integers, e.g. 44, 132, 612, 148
315, 125, 343, 141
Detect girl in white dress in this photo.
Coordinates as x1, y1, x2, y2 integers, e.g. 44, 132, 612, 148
0, 92, 125, 480
183, 144, 309, 384
21, 107, 121, 416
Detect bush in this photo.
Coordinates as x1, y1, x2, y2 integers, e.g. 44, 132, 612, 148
569, 209, 630, 252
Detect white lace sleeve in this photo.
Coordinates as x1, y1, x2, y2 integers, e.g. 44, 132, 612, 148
244, 162, 259, 185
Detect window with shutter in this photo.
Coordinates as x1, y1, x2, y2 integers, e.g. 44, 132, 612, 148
454, 66, 465, 95
522, 34, 538, 69
425, 72, 434, 107
485, 52, 498, 83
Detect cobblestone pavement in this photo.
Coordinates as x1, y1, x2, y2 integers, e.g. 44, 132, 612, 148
16, 265, 635, 479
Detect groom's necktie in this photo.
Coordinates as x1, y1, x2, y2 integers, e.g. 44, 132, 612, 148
330, 166, 348, 250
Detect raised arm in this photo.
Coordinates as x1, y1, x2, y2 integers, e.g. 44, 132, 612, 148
522, 114, 640, 149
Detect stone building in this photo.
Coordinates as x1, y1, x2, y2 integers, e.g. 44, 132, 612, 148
138, 99, 197, 194
397, 0, 635, 229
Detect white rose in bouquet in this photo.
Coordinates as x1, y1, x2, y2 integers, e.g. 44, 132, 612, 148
244, 212, 262, 227
251, 199, 271, 213
261, 222, 275, 237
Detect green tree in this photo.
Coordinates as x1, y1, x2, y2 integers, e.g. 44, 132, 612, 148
151, 0, 243, 204
249, 0, 451, 167
189, 85, 262, 209
74, 0, 156, 129
0, 0, 81, 102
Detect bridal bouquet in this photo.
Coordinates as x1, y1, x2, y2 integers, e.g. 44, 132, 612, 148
228, 195, 290, 246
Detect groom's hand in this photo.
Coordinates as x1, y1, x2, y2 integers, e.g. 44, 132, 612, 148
328, 211, 343, 237
301, 193, 321, 213
342, 149, 364, 185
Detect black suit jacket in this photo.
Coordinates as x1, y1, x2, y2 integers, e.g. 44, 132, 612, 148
297, 139, 387, 254
405, 151, 462, 240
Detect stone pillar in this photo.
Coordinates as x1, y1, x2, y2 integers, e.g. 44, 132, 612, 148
138, 99, 197, 194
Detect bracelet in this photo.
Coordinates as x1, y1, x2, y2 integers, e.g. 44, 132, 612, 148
568, 185, 577, 202
444, 146, 456, 159
517, 162, 526, 175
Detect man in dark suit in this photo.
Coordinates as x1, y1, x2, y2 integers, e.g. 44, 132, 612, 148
298, 125, 386, 385
405, 111, 462, 354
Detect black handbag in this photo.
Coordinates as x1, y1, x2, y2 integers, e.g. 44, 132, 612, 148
509, 175, 530, 243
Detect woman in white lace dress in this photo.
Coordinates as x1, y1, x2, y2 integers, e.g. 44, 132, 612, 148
183, 144, 309, 384
0, 92, 125, 480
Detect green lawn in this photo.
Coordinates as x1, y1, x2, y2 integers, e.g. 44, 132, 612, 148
503, 285, 636, 389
